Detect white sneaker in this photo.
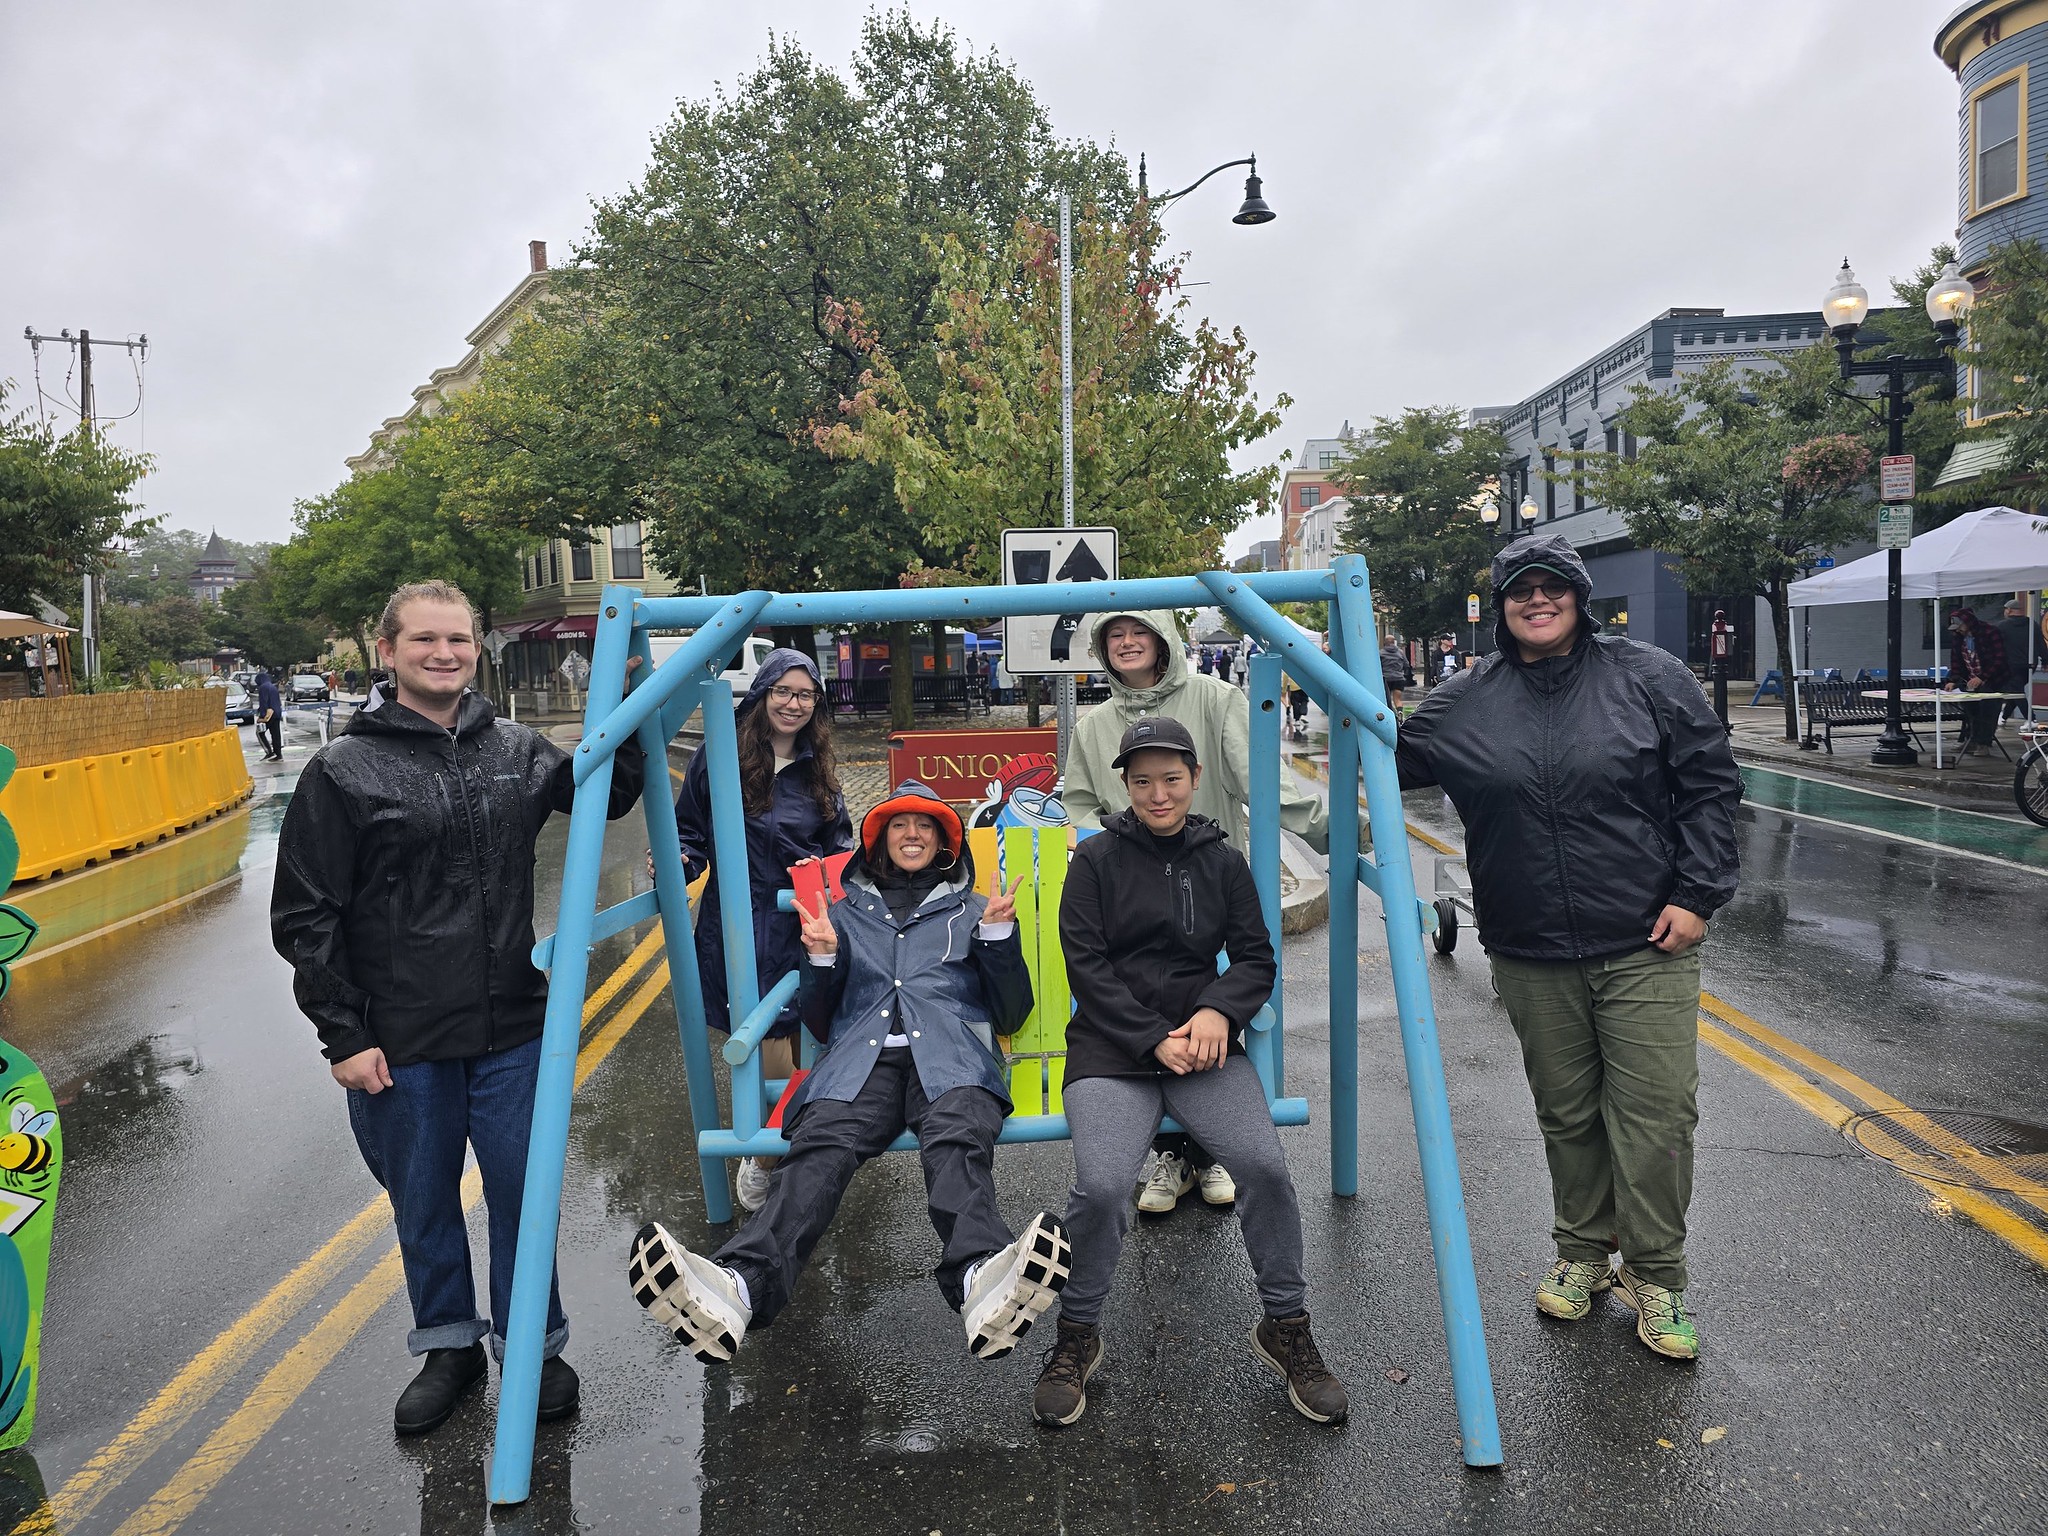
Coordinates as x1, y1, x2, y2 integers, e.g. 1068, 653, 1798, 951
735, 1157, 774, 1213
1136, 1153, 1196, 1214
628, 1222, 752, 1363
961, 1211, 1072, 1360
1198, 1162, 1237, 1205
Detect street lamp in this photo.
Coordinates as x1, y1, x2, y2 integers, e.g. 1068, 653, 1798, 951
1518, 493, 1540, 527
1138, 153, 1276, 223
1822, 257, 1974, 767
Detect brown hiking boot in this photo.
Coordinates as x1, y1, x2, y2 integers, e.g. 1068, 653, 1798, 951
1251, 1313, 1349, 1423
1031, 1318, 1103, 1427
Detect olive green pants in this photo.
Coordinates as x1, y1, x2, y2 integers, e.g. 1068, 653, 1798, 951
1489, 945, 1702, 1291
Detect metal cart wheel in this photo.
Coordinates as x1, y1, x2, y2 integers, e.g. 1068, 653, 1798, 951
1432, 897, 1460, 955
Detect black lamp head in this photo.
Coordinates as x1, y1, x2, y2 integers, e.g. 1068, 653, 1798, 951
1233, 155, 1275, 226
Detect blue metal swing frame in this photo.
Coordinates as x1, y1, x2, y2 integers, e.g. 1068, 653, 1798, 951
485, 557, 1503, 1502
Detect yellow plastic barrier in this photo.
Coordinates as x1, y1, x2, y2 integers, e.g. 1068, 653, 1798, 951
0, 729, 253, 886
84, 749, 170, 854
3, 758, 107, 881
158, 739, 213, 829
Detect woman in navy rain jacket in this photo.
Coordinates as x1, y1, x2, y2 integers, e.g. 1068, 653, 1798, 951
672, 647, 853, 1209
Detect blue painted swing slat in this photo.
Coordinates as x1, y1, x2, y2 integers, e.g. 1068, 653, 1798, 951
486, 564, 1503, 1504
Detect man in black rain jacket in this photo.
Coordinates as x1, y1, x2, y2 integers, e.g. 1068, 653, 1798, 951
1396, 532, 1740, 1363
272, 581, 644, 1435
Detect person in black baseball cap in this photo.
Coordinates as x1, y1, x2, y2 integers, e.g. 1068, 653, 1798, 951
1033, 713, 1347, 1428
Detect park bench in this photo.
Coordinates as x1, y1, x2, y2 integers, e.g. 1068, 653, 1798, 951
826, 673, 990, 719
1801, 676, 1938, 754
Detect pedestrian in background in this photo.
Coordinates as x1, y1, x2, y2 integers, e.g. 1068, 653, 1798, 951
1378, 637, 1414, 710
1432, 634, 1464, 687
254, 668, 283, 760
1064, 611, 1331, 1219
1996, 600, 2033, 722
272, 580, 646, 1434
1944, 606, 2010, 756
1396, 532, 1740, 1361
670, 649, 854, 1215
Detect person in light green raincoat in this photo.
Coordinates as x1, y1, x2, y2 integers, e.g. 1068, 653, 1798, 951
1062, 610, 1336, 1216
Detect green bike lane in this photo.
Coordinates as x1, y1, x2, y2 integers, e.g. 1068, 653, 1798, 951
1737, 763, 2048, 874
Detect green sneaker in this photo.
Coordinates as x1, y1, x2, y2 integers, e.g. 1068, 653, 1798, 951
1615, 1267, 1699, 1360
1534, 1258, 1614, 1320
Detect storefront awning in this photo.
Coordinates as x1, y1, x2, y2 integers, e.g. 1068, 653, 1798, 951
547, 615, 598, 639
494, 619, 553, 637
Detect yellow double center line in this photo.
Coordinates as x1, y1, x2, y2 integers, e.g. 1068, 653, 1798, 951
19, 922, 675, 1536
1289, 748, 2048, 1272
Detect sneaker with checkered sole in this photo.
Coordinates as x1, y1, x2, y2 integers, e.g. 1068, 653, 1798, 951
628, 1222, 751, 1363
962, 1211, 1071, 1360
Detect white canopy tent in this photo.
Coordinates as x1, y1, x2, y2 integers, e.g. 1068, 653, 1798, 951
1786, 507, 2048, 607
1783, 506, 2047, 755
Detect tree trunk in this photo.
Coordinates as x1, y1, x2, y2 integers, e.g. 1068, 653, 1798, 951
770, 625, 816, 665
929, 620, 947, 675
1025, 674, 1042, 728
1769, 584, 1799, 741
889, 620, 914, 732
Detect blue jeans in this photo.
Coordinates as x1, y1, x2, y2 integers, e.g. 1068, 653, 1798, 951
347, 1035, 568, 1360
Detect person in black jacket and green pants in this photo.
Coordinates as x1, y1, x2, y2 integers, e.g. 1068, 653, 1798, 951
272, 581, 645, 1436
1031, 717, 1348, 1428
1397, 532, 1741, 1362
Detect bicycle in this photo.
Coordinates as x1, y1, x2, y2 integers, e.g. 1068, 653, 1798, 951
2017, 727, 2048, 828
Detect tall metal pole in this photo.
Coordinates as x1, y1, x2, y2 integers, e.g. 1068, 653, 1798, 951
1056, 192, 1076, 762
1872, 360, 1916, 766
79, 330, 97, 680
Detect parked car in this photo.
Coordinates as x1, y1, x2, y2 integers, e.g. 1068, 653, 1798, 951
287, 673, 329, 703
221, 682, 256, 726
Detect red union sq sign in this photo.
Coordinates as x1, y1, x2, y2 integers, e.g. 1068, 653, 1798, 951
885, 728, 1059, 803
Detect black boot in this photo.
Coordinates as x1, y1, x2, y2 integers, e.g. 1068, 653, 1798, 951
537, 1356, 580, 1422
394, 1343, 487, 1435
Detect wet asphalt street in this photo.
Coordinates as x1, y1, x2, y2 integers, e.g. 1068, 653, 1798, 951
2, 708, 2046, 1534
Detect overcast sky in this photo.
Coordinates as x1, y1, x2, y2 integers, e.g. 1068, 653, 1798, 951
4, 1, 1961, 560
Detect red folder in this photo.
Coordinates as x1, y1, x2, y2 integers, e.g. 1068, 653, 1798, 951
788, 851, 854, 913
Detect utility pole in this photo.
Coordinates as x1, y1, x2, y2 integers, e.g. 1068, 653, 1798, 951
23, 326, 149, 680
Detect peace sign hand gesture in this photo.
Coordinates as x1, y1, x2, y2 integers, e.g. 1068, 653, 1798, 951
983, 874, 1025, 926
798, 894, 838, 956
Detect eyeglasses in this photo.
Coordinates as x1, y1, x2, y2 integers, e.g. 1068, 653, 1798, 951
1503, 579, 1574, 605
767, 685, 820, 706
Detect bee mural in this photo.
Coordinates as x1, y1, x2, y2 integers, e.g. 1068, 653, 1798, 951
0, 1098, 56, 1187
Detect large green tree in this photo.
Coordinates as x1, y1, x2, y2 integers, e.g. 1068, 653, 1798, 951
1937, 236, 2048, 505
428, 12, 1130, 684
210, 558, 328, 672
1333, 407, 1505, 646
1580, 349, 1873, 740
0, 383, 155, 616
816, 209, 1283, 581
274, 432, 523, 671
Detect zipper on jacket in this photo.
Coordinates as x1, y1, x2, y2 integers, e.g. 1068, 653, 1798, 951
447, 728, 495, 1051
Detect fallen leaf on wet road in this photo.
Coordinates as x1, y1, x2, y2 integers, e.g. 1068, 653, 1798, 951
1657, 1438, 1674, 1449
1385, 1368, 1411, 1384
1701, 1426, 1727, 1445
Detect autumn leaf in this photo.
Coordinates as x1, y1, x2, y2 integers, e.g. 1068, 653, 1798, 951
1701, 1426, 1727, 1445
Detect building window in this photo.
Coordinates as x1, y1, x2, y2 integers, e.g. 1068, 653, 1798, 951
571, 542, 593, 582
1542, 452, 1556, 520
1971, 68, 2026, 214
1318, 451, 1339, 469
1624, 432, 1638, 462
1604, 425, 1619, 455
1300, 486, 1321, 510
610, 521, 645, 580
547, 543, 560, 588
522, 552, 534, 592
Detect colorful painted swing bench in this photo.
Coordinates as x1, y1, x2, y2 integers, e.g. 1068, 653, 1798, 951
487, 558, 1502, 1504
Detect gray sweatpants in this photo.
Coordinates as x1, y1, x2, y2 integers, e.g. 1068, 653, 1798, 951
1059, 1057, 1308, 1326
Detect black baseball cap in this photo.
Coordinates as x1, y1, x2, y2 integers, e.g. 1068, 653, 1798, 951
1112, 716, 1200, 771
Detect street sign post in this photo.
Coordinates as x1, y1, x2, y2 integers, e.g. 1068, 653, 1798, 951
1879, 455, 1915, 503
1465, 593, 1480, 623
1816, 555, 1836, 570
484, 630, 511, 662
999, 527, 1119, 673
1876, 505, 1913, 550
